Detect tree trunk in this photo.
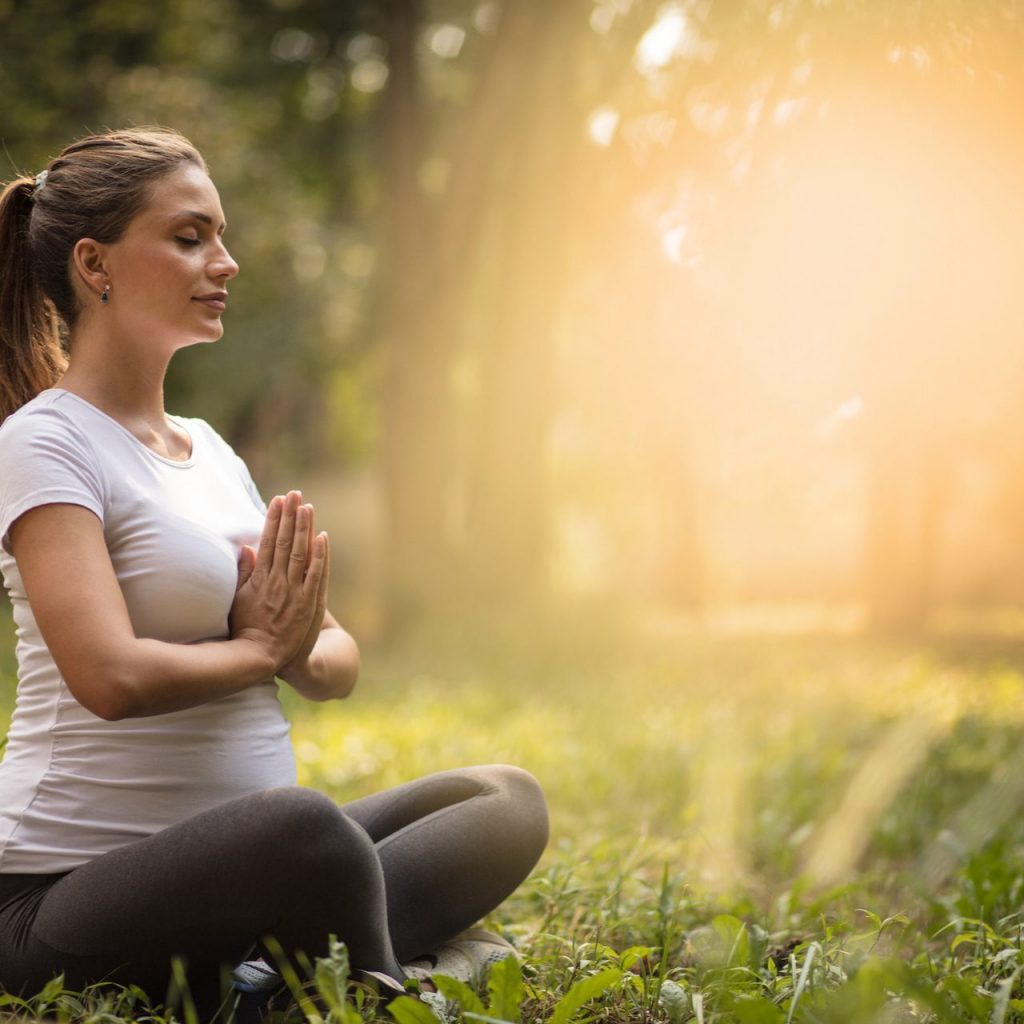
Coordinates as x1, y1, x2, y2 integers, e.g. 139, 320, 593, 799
460, 1, 582, 603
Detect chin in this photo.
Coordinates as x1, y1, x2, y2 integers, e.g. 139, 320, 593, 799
194, 322, 226, 345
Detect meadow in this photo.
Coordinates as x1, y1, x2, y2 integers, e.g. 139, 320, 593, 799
4, 607, 1024, 1023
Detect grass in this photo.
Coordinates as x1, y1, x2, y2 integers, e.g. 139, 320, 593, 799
5, 606, 1024, 1021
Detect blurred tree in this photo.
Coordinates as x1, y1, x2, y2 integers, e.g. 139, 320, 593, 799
4, 0, 1024, 636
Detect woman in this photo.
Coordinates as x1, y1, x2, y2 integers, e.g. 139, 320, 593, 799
0, 127, 548, 1012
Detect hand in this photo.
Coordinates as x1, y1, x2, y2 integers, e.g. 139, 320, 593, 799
277, 502, 330, 685
229, 491, 326, 670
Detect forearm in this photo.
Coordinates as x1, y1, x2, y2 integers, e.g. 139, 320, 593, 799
90, 635, 278, 720
278, 624, 360, 702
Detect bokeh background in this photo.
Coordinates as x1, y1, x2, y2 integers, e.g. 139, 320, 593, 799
5, 0, 1024, 644
12, 13, 1024, 1012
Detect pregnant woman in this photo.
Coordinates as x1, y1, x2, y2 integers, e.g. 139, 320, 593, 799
0, 127, 547, 1014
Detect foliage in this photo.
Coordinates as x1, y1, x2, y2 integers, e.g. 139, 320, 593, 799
5, 623, 1024, 1019
5, 1, 1024, 625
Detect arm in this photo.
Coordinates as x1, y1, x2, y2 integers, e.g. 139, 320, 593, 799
10, 493, 324, 721
277, 612, 360, 702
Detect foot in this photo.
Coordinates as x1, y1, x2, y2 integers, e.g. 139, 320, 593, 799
232, 958, 283, 994
402, 927, 517, 987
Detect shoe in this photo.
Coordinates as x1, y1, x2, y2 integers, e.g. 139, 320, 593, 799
355, 969, 408, 1000
233, 958, 283, 994
402, 927, 517, 987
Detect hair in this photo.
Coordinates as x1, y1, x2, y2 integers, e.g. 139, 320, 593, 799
0, 127, 207, 423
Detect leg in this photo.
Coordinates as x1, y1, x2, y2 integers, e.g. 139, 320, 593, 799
341, 765, 548, 962
0, 787, 404, 1003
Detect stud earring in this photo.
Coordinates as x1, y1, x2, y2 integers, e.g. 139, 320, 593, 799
100, 286, 110, 305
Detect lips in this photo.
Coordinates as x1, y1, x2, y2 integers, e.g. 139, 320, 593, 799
193, 291, 227, 312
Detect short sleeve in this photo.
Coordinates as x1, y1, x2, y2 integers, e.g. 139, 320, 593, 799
0, 405, 106, 554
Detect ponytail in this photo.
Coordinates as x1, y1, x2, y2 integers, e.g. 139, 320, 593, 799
0, 175, 65, 425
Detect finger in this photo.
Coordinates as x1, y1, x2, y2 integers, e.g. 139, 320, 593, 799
303, 532, 328, 599
236, 545, 256, 591
272, 491, 302, 574
314, 532, 329, 611
255, 497, 284, 575
304, 503, 315, 566
287, 504, 311, 587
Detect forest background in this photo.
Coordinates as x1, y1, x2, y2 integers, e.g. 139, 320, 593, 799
5, 2, 1024, 1021
5, 0, 1024, 639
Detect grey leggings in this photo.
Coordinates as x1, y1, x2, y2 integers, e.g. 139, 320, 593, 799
0, 765, 548, 1006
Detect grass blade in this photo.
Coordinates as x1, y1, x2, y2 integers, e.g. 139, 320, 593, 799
548, 967, 622, 1024
785, 942, 818, 1024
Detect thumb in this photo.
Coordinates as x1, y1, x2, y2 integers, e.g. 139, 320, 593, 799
237, 545, 256, 590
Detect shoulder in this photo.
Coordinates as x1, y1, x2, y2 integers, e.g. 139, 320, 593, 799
0, 390, 98, 463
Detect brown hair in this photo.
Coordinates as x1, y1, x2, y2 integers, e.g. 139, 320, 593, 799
0, 127, 207, 423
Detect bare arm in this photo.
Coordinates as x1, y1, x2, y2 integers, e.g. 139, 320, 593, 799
10, 492, 324, 721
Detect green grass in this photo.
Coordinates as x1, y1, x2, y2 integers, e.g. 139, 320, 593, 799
6, 609, 1024, 1021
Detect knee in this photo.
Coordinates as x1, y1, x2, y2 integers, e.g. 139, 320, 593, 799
255, 787, 376, 879
483, 765, 550, 864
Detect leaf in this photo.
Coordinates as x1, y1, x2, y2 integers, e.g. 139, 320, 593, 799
34, 974, 65, 1006
951, 932, 979, 953
486, 955, 523, 1023
313, 936, 361, 1024
941, 976, 992, 1018
658, 979, 690, 1024
434, 975, 486, 1015
620, 945, 653, 971
388, 994, 443, 1024
547, 967, 622, 1024
713, 915, 750, 968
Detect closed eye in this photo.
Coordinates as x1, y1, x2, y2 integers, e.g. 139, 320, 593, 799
175, 236, 201, 247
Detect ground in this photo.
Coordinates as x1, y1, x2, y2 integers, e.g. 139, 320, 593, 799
3, 609, 1024, 1022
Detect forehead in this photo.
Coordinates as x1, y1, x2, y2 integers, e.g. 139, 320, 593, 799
134, 164, 225, 224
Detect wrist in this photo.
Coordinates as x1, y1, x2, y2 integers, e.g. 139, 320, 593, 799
278, 648, 323, 690
232, 633, 284, 681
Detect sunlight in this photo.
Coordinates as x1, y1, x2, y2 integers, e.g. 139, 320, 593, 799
427, 23, 467, 59
634, 3, 695, 76
586, 106, 620, 146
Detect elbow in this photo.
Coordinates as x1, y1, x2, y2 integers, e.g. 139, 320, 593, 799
91, 699, 130, 722
308, 657, 359, 702
335, 637, 360, 699
64, 662, 141, 721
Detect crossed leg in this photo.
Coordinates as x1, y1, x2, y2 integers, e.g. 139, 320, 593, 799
0, 765, 548, 1008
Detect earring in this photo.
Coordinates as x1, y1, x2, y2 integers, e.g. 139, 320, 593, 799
100, 286, 110, 305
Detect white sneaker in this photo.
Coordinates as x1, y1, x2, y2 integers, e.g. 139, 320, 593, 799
402, 927, 517, 987
232, 958, 282, 994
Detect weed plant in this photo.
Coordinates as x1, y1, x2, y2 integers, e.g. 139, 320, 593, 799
4, 607, 1024, 1021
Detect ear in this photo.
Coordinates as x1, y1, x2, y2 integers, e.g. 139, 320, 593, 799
71, 238, 110, 300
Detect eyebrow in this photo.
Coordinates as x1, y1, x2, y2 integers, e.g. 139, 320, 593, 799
173, 210, 227, 231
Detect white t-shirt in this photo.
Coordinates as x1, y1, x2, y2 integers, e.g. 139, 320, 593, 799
0, 388, 296, 873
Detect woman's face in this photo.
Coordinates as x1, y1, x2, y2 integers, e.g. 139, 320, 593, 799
101, 163, 239, 353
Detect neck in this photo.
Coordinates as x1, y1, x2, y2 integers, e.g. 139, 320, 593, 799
60, 317, 173, 425
59, 354, 171, 426
56, 318, 197, 462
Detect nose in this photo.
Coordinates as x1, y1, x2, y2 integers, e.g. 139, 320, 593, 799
210, 238, 239, 281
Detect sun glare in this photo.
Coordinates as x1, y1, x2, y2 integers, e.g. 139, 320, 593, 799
634, 3, 695, 77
